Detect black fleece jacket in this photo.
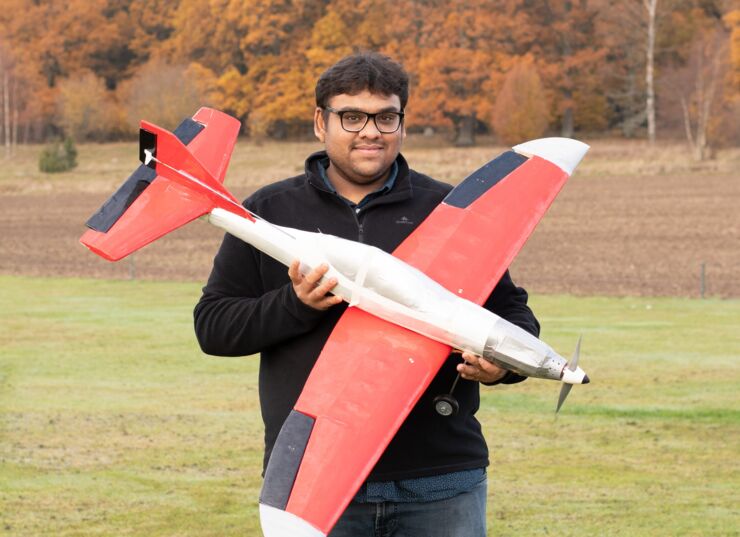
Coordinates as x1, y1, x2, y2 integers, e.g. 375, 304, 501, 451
194, 151, 540, 481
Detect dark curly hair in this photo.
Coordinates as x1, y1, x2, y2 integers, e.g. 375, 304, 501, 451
315, 52, 409, 110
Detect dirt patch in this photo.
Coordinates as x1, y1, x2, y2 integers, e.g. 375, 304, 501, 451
0, 166, 737, 298
0, 191, 223, 283
512, 170, 739, 298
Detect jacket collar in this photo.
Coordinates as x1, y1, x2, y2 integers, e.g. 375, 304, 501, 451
304, 151, 413, 206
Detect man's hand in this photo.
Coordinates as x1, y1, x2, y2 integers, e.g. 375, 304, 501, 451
457, 351, 507, 384
289, 260, 344, 311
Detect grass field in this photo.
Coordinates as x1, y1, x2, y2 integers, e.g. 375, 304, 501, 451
1, 275, 738, 536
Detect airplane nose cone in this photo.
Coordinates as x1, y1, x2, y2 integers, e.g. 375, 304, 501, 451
582, 375, 590, 384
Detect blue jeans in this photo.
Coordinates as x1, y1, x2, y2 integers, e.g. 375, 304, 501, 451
328, 477, 487, 537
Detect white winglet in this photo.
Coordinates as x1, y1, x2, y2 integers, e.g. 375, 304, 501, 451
513, 137, 590, 175
259, 504, 326, 537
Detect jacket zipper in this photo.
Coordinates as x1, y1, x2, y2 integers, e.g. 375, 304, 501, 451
351, 206, 365, 243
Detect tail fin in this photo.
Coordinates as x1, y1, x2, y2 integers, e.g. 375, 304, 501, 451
81, 108, 249, 262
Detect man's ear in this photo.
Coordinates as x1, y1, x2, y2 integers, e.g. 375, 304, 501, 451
314, 107, 326, 143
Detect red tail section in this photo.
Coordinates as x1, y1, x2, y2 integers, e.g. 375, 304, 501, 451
81, 108, 249, 262
139, 120, 245, 212
186, 107, 241, 184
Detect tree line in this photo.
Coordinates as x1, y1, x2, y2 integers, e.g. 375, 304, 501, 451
1, 0, 737, 159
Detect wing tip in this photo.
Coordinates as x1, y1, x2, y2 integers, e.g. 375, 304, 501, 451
259, 504, 326, 537
79, 231, 121, 262
513, 137, 590, 175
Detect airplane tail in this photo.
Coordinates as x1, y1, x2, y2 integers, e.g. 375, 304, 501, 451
80, 108, 250, 261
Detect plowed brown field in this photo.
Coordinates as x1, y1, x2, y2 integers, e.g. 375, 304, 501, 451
1, 139, 737, 297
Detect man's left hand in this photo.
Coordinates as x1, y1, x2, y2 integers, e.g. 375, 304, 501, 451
457, 352, 507, 384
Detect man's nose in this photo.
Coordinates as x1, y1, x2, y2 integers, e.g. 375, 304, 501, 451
358, 117, 382, 137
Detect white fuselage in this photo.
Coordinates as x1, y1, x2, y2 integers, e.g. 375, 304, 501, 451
208, 208, 587, 384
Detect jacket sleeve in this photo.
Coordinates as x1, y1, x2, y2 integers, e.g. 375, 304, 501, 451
481, 269, 540, 385
193, 229, 327, 357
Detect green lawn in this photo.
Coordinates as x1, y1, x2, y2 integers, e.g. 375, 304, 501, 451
1, 276, 738, 536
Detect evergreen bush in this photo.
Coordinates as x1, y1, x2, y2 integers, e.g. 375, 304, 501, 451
39, 138, 78, 173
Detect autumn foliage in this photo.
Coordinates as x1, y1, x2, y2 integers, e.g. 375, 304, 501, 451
56, 71, 120, 141
0, 0, 736, 149
492, 60, 549, 145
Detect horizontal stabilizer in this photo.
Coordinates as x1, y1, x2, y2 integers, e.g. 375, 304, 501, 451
85, 117, 205, 233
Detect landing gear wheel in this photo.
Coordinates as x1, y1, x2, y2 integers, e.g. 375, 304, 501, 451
433, 394, 459, 417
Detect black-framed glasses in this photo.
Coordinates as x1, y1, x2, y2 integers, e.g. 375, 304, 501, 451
324, 107, 405, 134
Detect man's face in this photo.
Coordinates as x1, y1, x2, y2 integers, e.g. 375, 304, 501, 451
314, 90, 406, 188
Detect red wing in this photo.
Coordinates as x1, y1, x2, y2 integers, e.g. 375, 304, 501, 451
81, 179, 214, 261
393, 152, 571, 302
260, 140, 588, 536
261, 308, 450, 533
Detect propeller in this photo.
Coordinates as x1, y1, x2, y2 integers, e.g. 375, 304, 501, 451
556, 336, 583, 413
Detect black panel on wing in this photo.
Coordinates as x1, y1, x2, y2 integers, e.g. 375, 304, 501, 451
260, 410, 315, 510
443, 151, 527, 209
85, 118, 205, 233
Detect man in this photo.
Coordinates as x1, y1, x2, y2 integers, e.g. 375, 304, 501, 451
194, 52, 540, 536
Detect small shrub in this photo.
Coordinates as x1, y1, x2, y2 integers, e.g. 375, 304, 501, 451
39, 138, 78, 173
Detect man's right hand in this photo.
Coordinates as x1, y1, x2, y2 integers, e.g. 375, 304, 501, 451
289, 260, 344, 311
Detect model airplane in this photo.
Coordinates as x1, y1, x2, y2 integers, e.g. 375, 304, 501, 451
81, 107, 590, 537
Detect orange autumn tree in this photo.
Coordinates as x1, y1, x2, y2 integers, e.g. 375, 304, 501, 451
492, 58, 549, 145
413, 1, 527, 145
56, 71, 121, 140
0, 0, 168, 140
525, 0, 609, 136
724, 9, 740, 92
249, 2, 351, 138
210, 0, 320, 135
0, 0, 122, 140
670, 25, 732, 160
164, 0, 247, 74
252, 0, 396, 137
161, 0, 255, 129
2, 0, 735, 142
26, 0, 133, 88
118, 58, 207, 133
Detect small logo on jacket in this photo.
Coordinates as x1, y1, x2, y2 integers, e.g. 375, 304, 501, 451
395, 216, 414, 225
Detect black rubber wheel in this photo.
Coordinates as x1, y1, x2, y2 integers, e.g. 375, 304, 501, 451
433, 394, 459, 417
